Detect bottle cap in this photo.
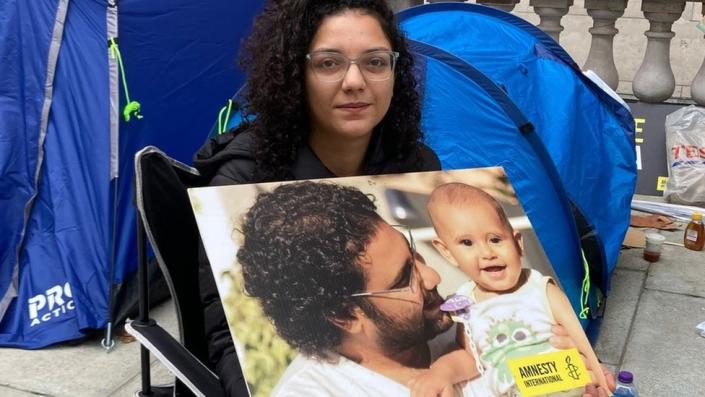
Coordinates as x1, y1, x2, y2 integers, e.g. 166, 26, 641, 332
617, 370, 633, 384
693, 211, 702, 221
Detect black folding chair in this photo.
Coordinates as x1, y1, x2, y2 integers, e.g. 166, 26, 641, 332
126, 146, 226, 397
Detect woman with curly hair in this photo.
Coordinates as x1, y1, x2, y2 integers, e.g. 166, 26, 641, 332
193, 0, 437, 183
192, 0, 440, 395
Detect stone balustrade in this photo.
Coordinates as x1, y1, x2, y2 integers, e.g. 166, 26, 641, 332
389, 0, 705, 104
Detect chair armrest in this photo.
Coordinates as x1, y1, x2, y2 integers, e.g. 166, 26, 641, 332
126, 321, 226, 397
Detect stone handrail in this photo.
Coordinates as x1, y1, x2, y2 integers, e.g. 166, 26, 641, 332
390, 0, 705, 104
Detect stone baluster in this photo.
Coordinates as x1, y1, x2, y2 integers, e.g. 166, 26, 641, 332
476, 0, 521, 12
691, 6, 705, 105
387, 0, 424, 13
583, 0, 628, 90
632, 0, 686, 103
529, 0, 575, 42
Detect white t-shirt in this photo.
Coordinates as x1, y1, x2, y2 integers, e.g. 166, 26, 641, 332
455, 269, 567, 397
271, 326, 476, 397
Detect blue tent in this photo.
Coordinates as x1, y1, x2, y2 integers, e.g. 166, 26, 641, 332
0, 0, 262, 348
220, 4, 635, 330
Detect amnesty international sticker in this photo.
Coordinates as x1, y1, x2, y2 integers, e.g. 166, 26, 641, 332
506, 348, 590, 397
656, 176, 668, 192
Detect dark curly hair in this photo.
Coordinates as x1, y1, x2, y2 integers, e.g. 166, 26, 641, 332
240, 0, 422, 181
237, 181, 383, 358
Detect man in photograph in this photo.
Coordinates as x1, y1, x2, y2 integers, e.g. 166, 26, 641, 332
236, 181, 611, 397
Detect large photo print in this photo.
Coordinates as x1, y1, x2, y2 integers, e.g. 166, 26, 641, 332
189, 168, 603, 397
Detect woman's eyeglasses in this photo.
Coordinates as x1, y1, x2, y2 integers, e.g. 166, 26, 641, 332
305, 50, 399, 83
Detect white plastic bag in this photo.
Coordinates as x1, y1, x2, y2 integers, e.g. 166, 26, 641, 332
664, 105, 705, 207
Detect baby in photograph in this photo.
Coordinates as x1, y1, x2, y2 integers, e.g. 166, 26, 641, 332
409, 182, 607, 397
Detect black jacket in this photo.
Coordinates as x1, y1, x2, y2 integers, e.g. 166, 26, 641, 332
192, 129, 441, 396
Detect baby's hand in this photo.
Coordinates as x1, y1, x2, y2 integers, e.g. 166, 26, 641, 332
408, 368, 456, 397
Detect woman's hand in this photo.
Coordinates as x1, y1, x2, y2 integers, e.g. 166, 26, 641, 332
549, 325, 616, 397
582, 367, 616, 397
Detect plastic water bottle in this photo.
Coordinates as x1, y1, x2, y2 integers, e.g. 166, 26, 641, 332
612, 371, 638, 397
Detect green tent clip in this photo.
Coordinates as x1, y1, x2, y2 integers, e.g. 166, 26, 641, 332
109, 38, 143, 122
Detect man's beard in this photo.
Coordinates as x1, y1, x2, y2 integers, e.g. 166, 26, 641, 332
360, 288, 453, 354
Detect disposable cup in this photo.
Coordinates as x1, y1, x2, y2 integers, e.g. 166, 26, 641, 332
643, 233, 666, 262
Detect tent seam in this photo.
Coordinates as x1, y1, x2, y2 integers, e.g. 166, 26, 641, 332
10, 0, 70, 317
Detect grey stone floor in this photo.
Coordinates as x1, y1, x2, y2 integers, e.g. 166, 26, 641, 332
593, 219, 705, 397
0, 301, 178, 397
1, 201, 703, 396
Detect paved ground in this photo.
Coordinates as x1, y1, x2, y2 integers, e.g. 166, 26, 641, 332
1, 194, 703, 396
0, 301, 178, 397
593, 203, 705, 396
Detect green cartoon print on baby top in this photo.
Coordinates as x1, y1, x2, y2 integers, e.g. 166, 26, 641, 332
480, 318, 553, 386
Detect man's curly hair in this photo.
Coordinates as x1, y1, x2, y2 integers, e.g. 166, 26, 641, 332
237, 181, 383, 358
240, 0, 423, 181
